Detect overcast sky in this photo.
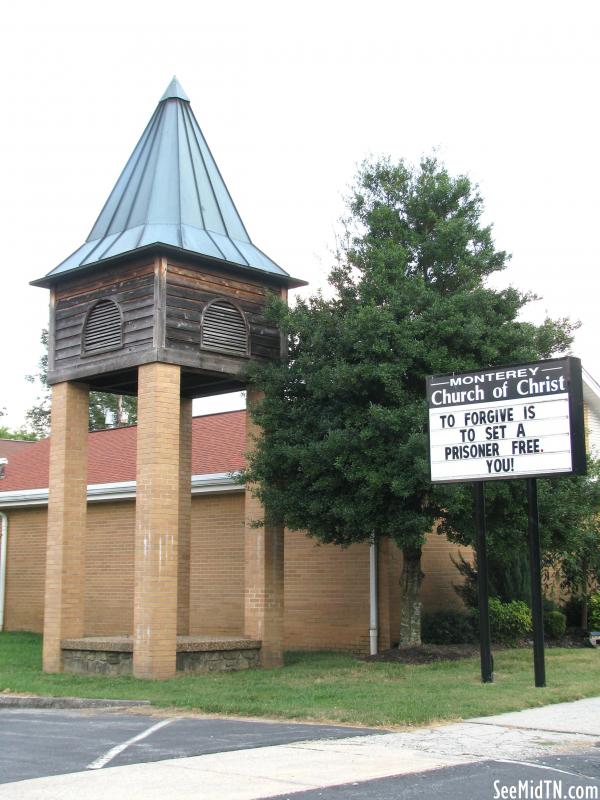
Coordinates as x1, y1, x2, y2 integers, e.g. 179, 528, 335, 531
1, 0, 598, 428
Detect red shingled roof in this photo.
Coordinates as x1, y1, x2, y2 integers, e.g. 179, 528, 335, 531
0, 440, 36, 461
0, 411, 246, 492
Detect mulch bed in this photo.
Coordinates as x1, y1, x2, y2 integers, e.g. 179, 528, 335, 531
364, 630, 593, 664
364, 644, 480, 664
545, 629, 592, 649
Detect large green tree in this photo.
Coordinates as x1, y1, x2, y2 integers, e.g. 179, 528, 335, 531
556, 492, 600, 629
244, 156, 577, 645
25, 329, 137, 436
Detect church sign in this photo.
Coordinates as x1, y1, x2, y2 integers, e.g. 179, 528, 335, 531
427, 356, 587, 484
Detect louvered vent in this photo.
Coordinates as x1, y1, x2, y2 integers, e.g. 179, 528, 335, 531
83, 299, 123, 354
202, 300, 248, 357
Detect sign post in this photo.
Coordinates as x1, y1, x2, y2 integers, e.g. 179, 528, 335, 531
526, 478, 546, 687
427, 356, 586, 686
474, 482, 493, 683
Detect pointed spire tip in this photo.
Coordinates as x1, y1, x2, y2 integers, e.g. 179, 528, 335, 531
160, 76, 190, 103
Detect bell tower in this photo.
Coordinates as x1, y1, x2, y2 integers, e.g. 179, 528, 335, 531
33, 78, 305, 678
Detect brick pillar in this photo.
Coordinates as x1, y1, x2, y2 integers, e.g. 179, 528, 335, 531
43, 381, 89, 673
133, 362, 181, 679
244, 387, 284, 667
177, 398, 192, 635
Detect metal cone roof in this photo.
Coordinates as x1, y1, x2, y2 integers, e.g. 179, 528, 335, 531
33, 78, 303, 288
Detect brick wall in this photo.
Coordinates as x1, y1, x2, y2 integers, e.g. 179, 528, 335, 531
282, 530, 471, 653
2, 494, 470, 651
283, 533, 371, 652
189, 493, 245, 636
421, 535, 471, 612
84, 501, 135, 636
3, 503, 137, 635
4, 507, 47, 632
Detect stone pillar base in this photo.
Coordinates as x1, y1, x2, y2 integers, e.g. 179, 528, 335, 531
61, 636, 261, 676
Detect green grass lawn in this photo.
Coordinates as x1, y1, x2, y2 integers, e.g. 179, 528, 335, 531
0, 632, 598, 728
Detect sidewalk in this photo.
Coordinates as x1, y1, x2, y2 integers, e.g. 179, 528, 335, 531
2, 698, 599, 800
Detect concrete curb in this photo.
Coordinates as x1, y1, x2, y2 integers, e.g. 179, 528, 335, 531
0, 695, 150, 710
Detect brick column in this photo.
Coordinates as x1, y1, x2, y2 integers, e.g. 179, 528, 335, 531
177, 398, 192, 635
244, 387, 284, 667
133, 362, 181, 679
43, 381, 89, 673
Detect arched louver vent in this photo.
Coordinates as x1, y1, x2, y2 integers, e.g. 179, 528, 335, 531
201, 300, 248, 357
83, 299, 123, 354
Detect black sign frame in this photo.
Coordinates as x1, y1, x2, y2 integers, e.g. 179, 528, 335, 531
426, 356, 587, 485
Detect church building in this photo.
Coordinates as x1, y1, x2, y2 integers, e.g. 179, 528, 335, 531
3, 79, 597, 678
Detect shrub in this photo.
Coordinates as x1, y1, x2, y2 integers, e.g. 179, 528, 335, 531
590, 593, 600, 630
561, 596, 584, 628
452, 551, 534, 610
421, 610, 477, 645
488, 597, 532, 644
544, 610, 566, 640
543, 597, 558, 614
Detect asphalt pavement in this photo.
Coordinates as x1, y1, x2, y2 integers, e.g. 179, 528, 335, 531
1, 697, 600, 799
0, 708, 380, 784
263, 752, 600, 800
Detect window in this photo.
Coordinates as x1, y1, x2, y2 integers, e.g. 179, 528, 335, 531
201, 299, 249, 357
82, 299, 123, 355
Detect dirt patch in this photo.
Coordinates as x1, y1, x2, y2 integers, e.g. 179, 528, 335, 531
364, 644, 480, 664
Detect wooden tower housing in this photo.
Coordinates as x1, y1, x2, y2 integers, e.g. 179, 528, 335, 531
33, 77, 304, 398
32, 78, 305, 679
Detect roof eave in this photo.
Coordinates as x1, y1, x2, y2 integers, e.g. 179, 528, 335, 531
583, 367, 600, 417
0, 471, 244, 509
30, 242, 307, 290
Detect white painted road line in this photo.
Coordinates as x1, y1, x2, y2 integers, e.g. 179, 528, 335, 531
86, 718, 176, 770
492, 759, 599, 782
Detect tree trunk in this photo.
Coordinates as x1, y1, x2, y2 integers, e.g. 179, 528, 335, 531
581, 558, 589, 630
399, 545, 424, 646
